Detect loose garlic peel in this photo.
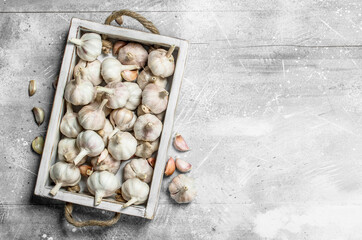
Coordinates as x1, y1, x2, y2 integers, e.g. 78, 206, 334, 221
87, 171, 120, 206
142, 84, 169, 114
58, 138, 86, 165
69, 33, 102, 61
74, 60, 102, 86
97, 119, 114, 145
123, 158, 154, 183
121, 178, 150, 208
137, 66, 167, 90
148, 45, 176, 78
78, 99, 108, 130
108, 131, 137, 161
169, 174, 197, 203
90, 149, 120, 174
134, 114, 163, 141
101, 58, 139, 84
49, 161, 81, 196
135, 139, 159, 158
73, 130, 105, 165
123, 82, 142, 110
109, 108, 137, 133
60, 102, 83, 138
117, 43, 148, 68
64, 68, 95, 106
96, 82, 130, 109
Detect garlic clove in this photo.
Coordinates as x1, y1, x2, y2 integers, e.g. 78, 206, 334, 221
79, 164, 93, 177
165, 157, 175, 176
121, 70, 138, 82
175, 158, 192, 172
147, 157, 156, 168
137, 104, 151, 116
29, 80, 36, 96
173, 133, 190, 152
115, 16, 123, 25
32, 136, 44, 154
32, 107, 45, 126
113, 41, 127, 55
102, 39, 112, 54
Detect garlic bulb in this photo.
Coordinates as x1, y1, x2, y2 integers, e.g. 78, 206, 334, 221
73, 130, 105, 165
97, 119, 114, 145
108, 132, 137, 161
91, 149, 120, 174
134, 114, 163, 141
142, 84, 169, 114
96, 82, 130, 109
60, 102, 83, 138
64, 68, 95, 106
69, 33, 102, 61
87, 171, 120, 206
109, 108, 137, 134
121, 178, 150, 208
123, 82, 142, 110
137, 66, 167, 90
74, 59, 102, 86
169, 174, 197, 203
58, 138, 86, 165
117, 43, 148, 68
123, 158, 153, 183
49, 161, 81, 196
101, 58, 139, 84
135, 139, 159, 158
89, 93, 112, 117
148, 46, 175, 78
113, 41, 127, 55
78, 99, 108, 130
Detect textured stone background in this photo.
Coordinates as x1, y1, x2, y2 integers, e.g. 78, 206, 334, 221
2, 0, 362, 239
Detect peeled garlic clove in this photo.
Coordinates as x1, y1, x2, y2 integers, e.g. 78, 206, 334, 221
32, 107, 45, 126
135, 139, 159, 158
69, 33, 102, 61
121, 178, 150, 208
175, 158, 192, 172
79, 164, 93, 176
78, 99, 108, 130
90, 149, 120, 174
58, 138, 86, 165
108, 132, 137, 161
32, 136, 44, 154
147, 157, 156, 168
60, 102, 83, 138
124, 82, 142, 111
74, 59, 102, 86
96, 82, 130, 109
73, 130, 105, 165
64, 68, 95, 106
113, 41, 127, 55
142, 84, 169, 114
165, 157, 175, 176
87, 171, 120, 206
118, 43, 148, 68
49, 161, 81, 196
123, 158, 154, 183
137, 66, 167, 90
102, 39, 113, 54
133, 114, 163, 142
121, 70, 138, 82
169, 174, 197, 203
173, 133, 190, 152
148, 45, 175, 78
29, 80, 36, 96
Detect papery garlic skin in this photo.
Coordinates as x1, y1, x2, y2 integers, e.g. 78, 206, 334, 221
118, 43, 148, 68
73, 130, 105, 165
60, 102, 83, 138
64, 69, 95, 106
58, 138, 86, 165
148, 46, 175, 78
97, 119, 114, 145
169, 174, 197, 203
49, 161, 81, 196
87, 171, 120, 206
69, 33, 102, 61
123, 82, 142, 110
97, 82, 130, 109
78, 99, 108, 130
109, 108, 137, 133
134, 114, 163, 141
74, 60, 102, 86
142, 84, 169, 114
91, 150, 120, 174
137, 66, 167, 90
121, 178, 150, 208
123, 158, 154, 183
135, 139, 159, 158
101, 58, 139, 84
108, 132, 137, 161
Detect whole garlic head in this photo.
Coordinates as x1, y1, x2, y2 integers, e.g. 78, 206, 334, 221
123, 82, 142, 110
101, 58, 139, 84
135, 139, 159, 158
148, 46, 175, 78
169, 174, 197, 203
109, 108, 137, 132
108, 132, 137, 161
60, 102, 83, 138
117, 43, 148, 68
78, 99, 108, 130
97, 119, 114, 145
87, 171, 120, 205
123, 158, 153, 183
142, 84, 169, 114
58, 138, 86, 165
69, 33, 102, 61
134, 114, 163, 141
74, 59, 102, 86
96, 82, 130, 109
89, 93, 112, 117
121, 178, 150, 208
49, 161, 81, 196
64, 68, 95, 106
73, 130, 105, 165
91, 149, 120, 174
137, 66, 167, 90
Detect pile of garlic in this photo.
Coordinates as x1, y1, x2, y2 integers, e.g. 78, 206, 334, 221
49, 32, 176, 208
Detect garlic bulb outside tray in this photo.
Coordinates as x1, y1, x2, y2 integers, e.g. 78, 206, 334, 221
169, 174, 197, 203
87, 171, 120, 206
49, 161, 81, 196
121, 178, 150, 208
123, 158, 154, 184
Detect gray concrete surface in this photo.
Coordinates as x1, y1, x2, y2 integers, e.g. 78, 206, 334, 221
2, 0, 362, 239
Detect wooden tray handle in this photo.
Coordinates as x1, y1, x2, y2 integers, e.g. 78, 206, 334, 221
103, 9, 160, 40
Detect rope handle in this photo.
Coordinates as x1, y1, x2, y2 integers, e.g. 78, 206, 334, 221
103, 9, 159, 40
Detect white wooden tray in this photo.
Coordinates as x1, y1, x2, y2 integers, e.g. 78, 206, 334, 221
34, 18, 189, 219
